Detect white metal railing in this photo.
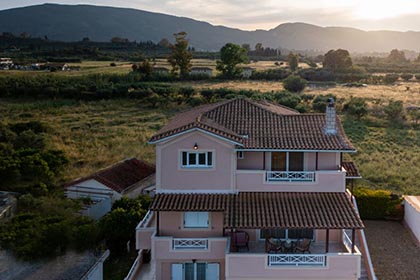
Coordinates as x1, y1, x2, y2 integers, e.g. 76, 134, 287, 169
268, 254, 326, 266
173, 238, 208, 250
266, 171, 315, 182
136, 210, 153, 230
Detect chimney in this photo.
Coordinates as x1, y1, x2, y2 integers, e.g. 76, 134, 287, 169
324, 98, 337, 135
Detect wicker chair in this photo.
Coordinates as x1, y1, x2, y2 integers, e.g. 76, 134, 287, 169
265, 237, 283, 253
294, 238, 311, 254
226, 231, 250, 251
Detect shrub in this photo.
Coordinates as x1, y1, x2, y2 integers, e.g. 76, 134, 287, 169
400, 73, 413, 81
354, 188, 403, 220
384, 100, 404, 121
343, 97, 368, 119
415, 74, 420, 80
282, 75, 307, 93
312, 94, 337, 112
274, 91, 302, 109
383, 73, 399, 84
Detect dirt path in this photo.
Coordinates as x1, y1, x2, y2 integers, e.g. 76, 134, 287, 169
364, 220, 420, 280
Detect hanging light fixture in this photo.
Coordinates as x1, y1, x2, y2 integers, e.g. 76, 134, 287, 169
193, 143, 198, 150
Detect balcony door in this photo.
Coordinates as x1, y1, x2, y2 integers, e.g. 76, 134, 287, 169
271, 152, 286, 171
171, 263, 219, 280
271, 152, 304, 171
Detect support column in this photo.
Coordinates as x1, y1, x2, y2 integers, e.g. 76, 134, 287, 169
351, 228, 356, 253
325, 229, 330, 253
156, 211, 160, 236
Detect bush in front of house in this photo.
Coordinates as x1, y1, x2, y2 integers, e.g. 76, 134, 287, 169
353, 188, 403, 220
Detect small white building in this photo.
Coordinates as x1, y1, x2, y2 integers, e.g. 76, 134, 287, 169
0, 58, 13, 69
65, 158, 155, 220
241, 66, 254, 78
190, 67, 213, 77
404, 196, 420, 242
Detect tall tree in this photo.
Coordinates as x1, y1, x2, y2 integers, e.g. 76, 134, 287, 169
323, 49, 352, 72
387, 49, 407, 63
216, 43, 248, 78
167, 32, 192, 78
288, 52, 299, 72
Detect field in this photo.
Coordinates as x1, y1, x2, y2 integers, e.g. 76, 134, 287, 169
0, 79, 419, 193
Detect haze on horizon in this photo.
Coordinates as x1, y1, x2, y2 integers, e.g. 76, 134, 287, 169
2, 0, 420, 32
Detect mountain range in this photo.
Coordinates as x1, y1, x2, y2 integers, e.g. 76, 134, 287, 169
1, 4, 420, 52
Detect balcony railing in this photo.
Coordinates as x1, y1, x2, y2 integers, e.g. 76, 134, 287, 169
172, 238, 208, 250
266, 171, 315, 182
268, 254, 326, 266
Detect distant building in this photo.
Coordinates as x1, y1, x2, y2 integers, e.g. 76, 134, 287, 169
241, 66, 254, 78
152, 67, 170, 75
190, 67, 213, 77
0, 192, 17, 223
65, 158, 155, 220
0, 58, 13, 70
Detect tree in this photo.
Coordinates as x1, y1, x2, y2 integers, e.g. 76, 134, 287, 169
383, 73, 399, 84
388, 49, 407, 63
255, 43, 264, 55
241, 44, 250, 52
167, 32, 192, 79
400, 73, 413, 81
132, 59, 153, 77
282, 75, 307, 93
216, 43, 248, 78
158, 38, 170, 48
323, 49, 352, 72
288, 52, 299, 72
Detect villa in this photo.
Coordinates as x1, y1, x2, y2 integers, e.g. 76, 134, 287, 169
129, 98, 371, 280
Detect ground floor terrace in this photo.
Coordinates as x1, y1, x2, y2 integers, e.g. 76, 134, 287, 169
132, 192, 364, 280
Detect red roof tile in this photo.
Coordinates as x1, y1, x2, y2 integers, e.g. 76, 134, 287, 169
150, 98, 355, 151
150, 192, 364, 229
65, 158, 155, 193
342, 162, 362, 178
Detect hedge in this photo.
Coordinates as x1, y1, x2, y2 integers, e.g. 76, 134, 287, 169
354, 188, 403, 220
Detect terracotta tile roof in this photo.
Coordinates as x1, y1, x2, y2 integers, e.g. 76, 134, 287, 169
65, 158, 155, 193
342, 162, 362, 178
228, 192, 363, 229
150, 98, 355, 151
150, 193, 230, 211
150, 192, 363, 229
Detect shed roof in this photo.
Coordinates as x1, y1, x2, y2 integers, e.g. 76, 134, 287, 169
65, 158, 155, 193
342, 162, 362, 179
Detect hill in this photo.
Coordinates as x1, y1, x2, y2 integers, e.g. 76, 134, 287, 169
2, 4, 420, 52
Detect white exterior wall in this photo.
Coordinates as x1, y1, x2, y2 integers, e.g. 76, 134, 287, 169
405, 196, 420, 242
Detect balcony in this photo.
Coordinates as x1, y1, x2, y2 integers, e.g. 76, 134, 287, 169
266, 171, 315, 182
226, 234, 361, 279
236, 169, 346, 192
172, 238, 208, 250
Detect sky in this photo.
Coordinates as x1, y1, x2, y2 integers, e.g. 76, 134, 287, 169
2, 0, 420, 31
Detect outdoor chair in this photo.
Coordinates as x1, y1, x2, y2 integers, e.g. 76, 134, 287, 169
265, 236, 283, 253
294, 238, 311, 254
226, 231, 250, 251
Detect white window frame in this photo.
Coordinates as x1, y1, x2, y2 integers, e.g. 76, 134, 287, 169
181, 150, 213, 168
183, 212, 209, 228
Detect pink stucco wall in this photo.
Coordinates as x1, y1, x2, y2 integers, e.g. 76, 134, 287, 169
236, 170, 346, 192
159, 211, 225, 238
156, 131, 235, 191
226, 253, 360, 279
318, 152, 340, 170
237, 152, 265, 170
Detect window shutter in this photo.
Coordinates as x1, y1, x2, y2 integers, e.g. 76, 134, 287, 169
206, 263, 220, 280
207, 152, 212, 166
171, 264, 183, 280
